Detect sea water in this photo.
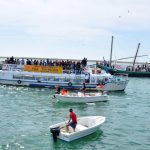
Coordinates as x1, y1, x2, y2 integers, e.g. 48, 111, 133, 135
0, 78, 150, 150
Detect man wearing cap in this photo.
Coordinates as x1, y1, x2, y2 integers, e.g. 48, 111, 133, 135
66, 108, 77, 132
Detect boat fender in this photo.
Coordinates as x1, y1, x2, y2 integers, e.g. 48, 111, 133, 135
17, 80, 21, 84
50, 127, 60, 142
68, 82, 72, 86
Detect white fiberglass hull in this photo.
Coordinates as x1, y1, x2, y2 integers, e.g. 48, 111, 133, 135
0, 70, 129, 91
0, 79, 30, 86
55, 93, 108, 103
97, 80, 129, 91
49, 116, 105, 142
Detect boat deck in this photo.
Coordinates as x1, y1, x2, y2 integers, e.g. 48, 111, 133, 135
60, 124, 88, 134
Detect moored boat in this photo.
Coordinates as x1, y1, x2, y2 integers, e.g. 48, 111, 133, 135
108, 68, 150, 77
49, 116, 105, 142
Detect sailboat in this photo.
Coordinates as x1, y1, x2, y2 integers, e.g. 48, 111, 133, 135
105, 38, 150, 77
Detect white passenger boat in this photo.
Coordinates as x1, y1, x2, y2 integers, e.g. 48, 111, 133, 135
49, 116, 105, 142
96, 73, 129, 91
0, 64, 129, 91
54, 92, 108, 103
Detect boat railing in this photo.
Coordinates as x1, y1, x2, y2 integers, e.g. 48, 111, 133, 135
114, 73, 128, 78
63, 69, 87, 75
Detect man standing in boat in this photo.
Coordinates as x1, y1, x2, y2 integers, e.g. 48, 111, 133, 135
66, 108, 77, 132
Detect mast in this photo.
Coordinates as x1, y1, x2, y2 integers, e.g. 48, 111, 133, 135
109, 36, 113, 67
133, 43, 140, 70
114, 55, 148, 61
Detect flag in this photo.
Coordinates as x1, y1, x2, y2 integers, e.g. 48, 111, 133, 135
114, 64, 126, 71
83, 66, 89, 72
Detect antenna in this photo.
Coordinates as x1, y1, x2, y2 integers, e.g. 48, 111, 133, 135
133, 43, 140, 70
109, 36, 113, 67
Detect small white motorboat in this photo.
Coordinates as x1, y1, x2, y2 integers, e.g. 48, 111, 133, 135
54, 92, 108, 103
49, 116, 105, 142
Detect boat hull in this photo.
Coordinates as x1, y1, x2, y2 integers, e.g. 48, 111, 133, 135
97, 80, 129, 91
0, 70, 129, 91
108, 68, 150, 77
0, 78, 96, 89
55, 93, 108, 103
49, 116, 105, 142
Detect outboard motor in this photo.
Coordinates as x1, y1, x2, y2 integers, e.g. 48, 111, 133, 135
50, 127, 60, 142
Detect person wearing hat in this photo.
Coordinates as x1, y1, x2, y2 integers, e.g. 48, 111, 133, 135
66, 108, 77, 132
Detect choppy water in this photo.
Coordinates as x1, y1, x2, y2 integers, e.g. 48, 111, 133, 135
0, 78, 150, 150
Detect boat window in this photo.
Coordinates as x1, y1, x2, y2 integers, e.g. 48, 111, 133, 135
90, 77, 96, 83
13, 74, 23, 79
75, 76, 81, 79
59, 77, 66, 82
47, 76, 55, 81
97, 76, 104, 80
43, 76, 49, 81
23, 75, 35, 80
54, 77, 59, 81
38, 77, 48, 81
65, 78, 71, 82
35, 76, 42, 81
73, 78, 83, 83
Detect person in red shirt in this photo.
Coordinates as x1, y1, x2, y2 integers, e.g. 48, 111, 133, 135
66, 108, 77, 132
61, 89, 66, 95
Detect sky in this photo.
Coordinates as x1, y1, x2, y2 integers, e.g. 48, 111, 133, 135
0, 0, 150, 62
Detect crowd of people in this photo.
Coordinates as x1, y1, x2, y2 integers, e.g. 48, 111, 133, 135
95, 60, 150, 72
4, 56, 88, 73
127, 64, 150, 72
3, 56, 150, 72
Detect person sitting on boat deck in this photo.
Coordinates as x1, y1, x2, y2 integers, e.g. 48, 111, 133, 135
66, 108, 77, 132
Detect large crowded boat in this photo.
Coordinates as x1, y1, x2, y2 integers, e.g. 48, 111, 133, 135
0, 63, 129, 91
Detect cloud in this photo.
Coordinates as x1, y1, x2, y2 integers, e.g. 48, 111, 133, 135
0, 0, 149, 61
0, 0, 150, 35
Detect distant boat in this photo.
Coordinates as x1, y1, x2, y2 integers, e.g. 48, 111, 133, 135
49, 116, 105, 142
54, 92, 108, 103
107, 67, 150, 77
107, 41, 150, 77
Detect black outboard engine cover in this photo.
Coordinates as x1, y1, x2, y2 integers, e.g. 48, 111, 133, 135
50, 127, 60, 142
